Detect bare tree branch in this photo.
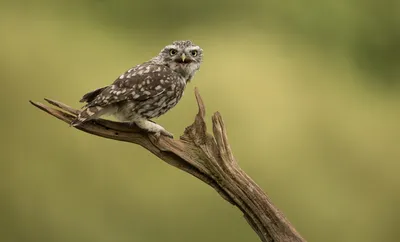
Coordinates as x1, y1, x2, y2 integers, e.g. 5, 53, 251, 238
30, 88, 306, 242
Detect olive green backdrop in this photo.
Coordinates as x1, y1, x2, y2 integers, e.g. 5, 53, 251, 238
1, 1, 399, 241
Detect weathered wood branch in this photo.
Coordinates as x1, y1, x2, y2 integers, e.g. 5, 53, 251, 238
30, 88, 305, 242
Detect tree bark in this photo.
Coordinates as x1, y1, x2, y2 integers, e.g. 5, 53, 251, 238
30, 88, 306, 242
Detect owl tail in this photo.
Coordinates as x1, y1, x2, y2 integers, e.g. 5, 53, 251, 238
79, 86, 107, 103
71, 106, 104, 127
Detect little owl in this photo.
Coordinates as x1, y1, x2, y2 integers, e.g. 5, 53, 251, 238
71, 40, 203, 138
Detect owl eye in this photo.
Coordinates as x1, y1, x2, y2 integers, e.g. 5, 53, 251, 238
169, 49, 178, 56
190, 50, 198, 57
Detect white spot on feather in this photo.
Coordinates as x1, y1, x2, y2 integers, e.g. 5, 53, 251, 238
86, 109, 94, 115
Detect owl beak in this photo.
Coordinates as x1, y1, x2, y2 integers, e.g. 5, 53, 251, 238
181, 53, 186, 62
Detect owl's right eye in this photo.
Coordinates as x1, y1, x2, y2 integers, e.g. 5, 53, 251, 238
169, 49, 178, 56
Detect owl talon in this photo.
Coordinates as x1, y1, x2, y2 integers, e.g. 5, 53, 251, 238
152, 132, 161, 139
151, 130, 173, 139
160, 129, 174, 138
148, 130, 173, 141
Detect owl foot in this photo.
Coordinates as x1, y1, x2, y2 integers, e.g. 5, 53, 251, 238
135, 119, 173, 138
154, 129, 174, 139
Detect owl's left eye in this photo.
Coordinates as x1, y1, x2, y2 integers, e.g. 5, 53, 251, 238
190, 50, 198, 57
169, 49, 178, 56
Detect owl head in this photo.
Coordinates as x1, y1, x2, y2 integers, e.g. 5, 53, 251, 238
153, 40, 203, 81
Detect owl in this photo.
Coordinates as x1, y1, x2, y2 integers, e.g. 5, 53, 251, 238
71, 40, 203, 138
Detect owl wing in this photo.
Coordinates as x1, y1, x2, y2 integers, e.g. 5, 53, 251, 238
72, 63, 181, 126
85, 63, 180, 107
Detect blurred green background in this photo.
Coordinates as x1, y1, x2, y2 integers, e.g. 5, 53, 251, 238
1, 0, 400, 241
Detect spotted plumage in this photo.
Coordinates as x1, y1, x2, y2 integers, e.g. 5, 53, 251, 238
71, 40, 203, 138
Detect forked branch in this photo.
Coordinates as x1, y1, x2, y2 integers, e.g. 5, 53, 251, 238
30, 88, 305, 242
